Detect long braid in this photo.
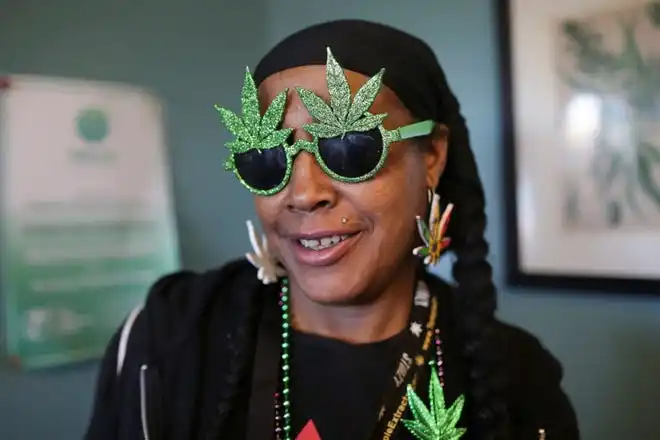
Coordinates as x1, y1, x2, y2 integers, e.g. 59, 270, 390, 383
205, 273, 273, 439
435, 78, 508, 439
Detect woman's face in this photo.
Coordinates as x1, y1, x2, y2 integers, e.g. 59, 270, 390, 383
256, 66, 447, 304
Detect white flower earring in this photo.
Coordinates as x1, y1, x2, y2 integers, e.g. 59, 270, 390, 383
245, 220, 287, 284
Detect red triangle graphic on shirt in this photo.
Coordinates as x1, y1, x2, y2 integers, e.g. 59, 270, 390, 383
295, 420, 322, 440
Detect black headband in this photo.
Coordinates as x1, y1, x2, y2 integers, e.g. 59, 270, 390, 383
253, 19, 450, 125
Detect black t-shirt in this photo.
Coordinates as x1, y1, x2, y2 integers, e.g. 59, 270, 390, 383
233, 315, 424, 440
287, 329, 408, 439
225, 284, 439, 440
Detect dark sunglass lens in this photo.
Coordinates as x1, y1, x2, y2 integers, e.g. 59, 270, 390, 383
234, 146, 287, 192
318, 128, 383, 178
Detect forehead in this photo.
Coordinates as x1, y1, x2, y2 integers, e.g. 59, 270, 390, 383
257, 65, 412, 124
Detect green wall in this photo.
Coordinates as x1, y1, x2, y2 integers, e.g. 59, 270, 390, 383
1, 0, 658, 439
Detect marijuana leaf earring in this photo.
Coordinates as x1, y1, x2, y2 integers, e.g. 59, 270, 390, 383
402, 365, 467, 440
245, 220, 287, 284
413, 192, 454, 266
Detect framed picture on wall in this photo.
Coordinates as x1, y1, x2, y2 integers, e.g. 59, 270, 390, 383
497, 0, 660, 294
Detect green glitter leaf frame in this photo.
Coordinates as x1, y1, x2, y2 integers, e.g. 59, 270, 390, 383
215, 47, 436, 196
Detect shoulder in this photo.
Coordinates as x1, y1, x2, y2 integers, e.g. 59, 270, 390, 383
119, 258, 264, 365
495, 322, 564, 401
421, 273, 579, 437
495, 321, 561, 376
144, 258, 259, 312
495, 321, 580, 439
141, 258, 259, 322
86, 259, 265, 438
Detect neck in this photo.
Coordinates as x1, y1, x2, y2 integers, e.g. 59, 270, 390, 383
289, 262, 419, 344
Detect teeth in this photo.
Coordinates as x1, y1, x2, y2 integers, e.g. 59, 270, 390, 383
299, 234, 350, 251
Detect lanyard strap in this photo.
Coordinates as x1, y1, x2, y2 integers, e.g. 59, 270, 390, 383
369, 281, 437, 440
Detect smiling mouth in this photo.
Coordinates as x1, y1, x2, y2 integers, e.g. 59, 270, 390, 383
297, 233, 358, 251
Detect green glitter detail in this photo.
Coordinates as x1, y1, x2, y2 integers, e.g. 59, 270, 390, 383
297, 48, 387, 139
214, 48, 436, 195
214, 67, 292, 172
292, 47, 408, 185
402, 366, 467, 440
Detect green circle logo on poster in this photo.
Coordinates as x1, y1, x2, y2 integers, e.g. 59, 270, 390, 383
76, 108, 109, 143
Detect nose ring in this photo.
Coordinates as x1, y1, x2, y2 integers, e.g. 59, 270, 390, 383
341, 217, 348, 224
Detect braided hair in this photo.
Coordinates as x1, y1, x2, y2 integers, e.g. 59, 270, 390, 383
434, 74, 508, 440
204, 270, 275, 440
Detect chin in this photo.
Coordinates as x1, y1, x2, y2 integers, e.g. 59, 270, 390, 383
290, 266, 372, 306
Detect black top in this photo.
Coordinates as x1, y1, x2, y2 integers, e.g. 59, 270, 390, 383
263, 328, 405, 439
83, 260, 580, 440
231, 287, 429, 440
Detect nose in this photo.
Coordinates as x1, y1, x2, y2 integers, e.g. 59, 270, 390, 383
286, 152, 337, 213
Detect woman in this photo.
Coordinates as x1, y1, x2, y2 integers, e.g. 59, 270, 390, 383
84, 20, 579, 440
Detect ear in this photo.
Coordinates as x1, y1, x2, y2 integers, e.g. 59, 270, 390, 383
424, 124, 449, 189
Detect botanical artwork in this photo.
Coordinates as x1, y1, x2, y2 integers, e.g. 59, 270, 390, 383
557, 2, 660, 231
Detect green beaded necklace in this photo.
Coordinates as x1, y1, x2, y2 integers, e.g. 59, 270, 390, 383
274, 278, 292, 439
273, 277, 464, 440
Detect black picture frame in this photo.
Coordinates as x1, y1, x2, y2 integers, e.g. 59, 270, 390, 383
495, 0, 660, 295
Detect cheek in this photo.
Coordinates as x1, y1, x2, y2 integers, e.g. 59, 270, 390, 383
253, 196, 282, 237
254, 197, 288, 260
347, 152, 427, 238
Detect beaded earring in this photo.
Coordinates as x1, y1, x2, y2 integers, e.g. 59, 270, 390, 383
245, 220, 287, 284
413, 190, 454, 266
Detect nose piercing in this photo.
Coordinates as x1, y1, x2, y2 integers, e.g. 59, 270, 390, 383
341, 217, 348, 224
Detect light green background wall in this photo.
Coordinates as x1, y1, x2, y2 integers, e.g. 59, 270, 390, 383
1, 1, 658, 439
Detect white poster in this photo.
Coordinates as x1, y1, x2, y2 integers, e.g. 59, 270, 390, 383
0, 75, 180, 369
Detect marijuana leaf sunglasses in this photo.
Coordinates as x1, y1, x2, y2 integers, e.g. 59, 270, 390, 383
215, 48, 435, 196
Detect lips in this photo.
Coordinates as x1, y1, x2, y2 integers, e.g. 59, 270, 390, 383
286, 229, 362, 267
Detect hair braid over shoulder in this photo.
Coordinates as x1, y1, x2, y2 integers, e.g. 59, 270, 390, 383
204, 279, 273, 439
435, 79, 508, 439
